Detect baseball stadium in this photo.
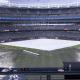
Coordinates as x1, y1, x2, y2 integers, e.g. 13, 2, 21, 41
0, 0, 80, 80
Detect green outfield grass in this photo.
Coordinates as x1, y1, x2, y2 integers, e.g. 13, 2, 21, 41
0, 44, 80, 68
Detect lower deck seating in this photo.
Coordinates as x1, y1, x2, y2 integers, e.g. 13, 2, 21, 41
0, 30, 80, 42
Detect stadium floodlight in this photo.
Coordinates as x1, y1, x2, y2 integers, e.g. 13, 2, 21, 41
23, 50, 39, 56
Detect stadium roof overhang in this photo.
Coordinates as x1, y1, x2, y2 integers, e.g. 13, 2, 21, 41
0, 5, 80, 10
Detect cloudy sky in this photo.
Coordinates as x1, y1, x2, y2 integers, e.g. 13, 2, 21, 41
0, 0, 80, 7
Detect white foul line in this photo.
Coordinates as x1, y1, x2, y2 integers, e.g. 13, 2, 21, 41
23, 50, 40, 56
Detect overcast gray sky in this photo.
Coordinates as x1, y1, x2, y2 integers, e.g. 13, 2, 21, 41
0, 0, 80, 7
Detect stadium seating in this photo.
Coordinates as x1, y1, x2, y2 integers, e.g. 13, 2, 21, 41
0, 6, 80, 42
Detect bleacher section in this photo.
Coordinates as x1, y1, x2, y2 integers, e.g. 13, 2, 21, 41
0, 6, 80, 42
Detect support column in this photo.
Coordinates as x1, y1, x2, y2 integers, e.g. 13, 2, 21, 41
46, 75, 51, 80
